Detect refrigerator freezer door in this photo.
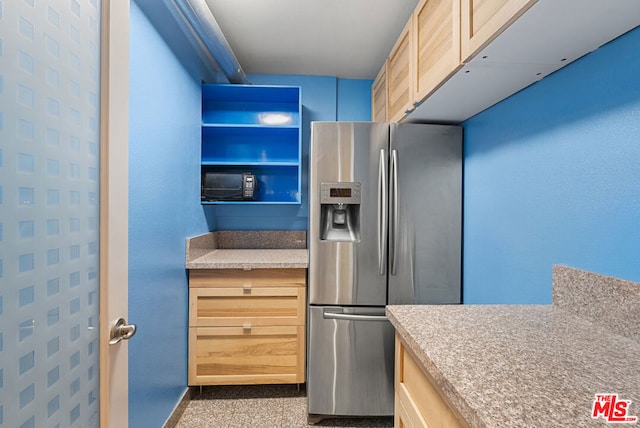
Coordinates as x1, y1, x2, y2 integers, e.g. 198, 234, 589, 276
388, 123, 462, 304
307, 306, 395, 418
309, 122, 389, 306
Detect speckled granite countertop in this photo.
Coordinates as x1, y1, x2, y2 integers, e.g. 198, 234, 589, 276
187, 249, 308, 269
185, 231, 308, 269
386, 266, 640, 428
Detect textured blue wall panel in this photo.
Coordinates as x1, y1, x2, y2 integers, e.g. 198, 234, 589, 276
127, 15, 373, 419
462, 27, 640, 304
128, 3, 209, 426
337, 78, 373, 121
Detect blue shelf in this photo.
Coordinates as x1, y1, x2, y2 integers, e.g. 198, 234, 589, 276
202, 123, 299, 129
202, 84, 300, 103
202, 84, 300, 126
201, 201, 301, 205
200, 84, 302, 204
202, 125, 299, 164
203, 108, 300, 127
201, 161, 299, 167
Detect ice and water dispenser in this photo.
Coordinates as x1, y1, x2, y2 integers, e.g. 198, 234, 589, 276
319, 182, 361, 242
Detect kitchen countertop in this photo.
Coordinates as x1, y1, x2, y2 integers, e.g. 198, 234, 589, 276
186, 248, 308, 269
185, 231, 308, 269
386, 266, 640, 427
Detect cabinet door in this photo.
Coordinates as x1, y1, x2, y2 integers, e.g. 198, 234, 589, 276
371, 62, 388, 122
395, 335, 469, 428
461, 0, 537, 62
388, 16, 414, 122
188, 325, 305, 385
189, 286, 306, 327
413, 0, 462, 102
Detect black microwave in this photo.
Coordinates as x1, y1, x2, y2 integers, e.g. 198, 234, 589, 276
201, 172, 257, 201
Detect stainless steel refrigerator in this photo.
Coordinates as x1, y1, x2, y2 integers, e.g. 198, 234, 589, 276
307, 122, 462, 423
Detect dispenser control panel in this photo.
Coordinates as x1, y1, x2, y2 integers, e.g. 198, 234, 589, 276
320, 182, 361, 204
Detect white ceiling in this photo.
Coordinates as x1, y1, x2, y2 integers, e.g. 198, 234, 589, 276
203, 0, 420, 80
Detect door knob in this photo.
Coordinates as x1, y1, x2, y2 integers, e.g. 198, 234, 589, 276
109, 317, 137, 345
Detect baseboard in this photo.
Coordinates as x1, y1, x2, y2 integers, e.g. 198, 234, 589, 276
162, 388, 193, 428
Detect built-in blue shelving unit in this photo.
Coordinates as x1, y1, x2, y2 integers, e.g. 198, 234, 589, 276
201, 84, 302, 204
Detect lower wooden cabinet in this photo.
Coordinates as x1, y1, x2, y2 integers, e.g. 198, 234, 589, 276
188, 269, 306, 386
395, 334, 468, 428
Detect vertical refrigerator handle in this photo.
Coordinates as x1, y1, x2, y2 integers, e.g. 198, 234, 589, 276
390, 149, 398, 276
378, 149, 387, 275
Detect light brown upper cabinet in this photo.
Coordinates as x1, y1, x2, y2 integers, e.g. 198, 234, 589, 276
413, 0, 463, 103
374, 0, 638, 123
461, 0, 538, 62
371, 61, 388, 122
387, 16, 414, 122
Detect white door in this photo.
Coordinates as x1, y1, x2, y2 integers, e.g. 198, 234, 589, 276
0, 1, 130, 427
100, 1, 131, 427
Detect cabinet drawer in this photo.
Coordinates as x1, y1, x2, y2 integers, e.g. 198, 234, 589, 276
395, 335, 468, 428
189, 286, 306, 327
189, 268, 306, 288
188, 325, 305, 385
395, 389, 425, 428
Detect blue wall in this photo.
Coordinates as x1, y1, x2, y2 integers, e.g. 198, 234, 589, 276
128, 5, 372, 423
337, 78, 373, 121
208, 76, 373, 231
462, 27, 640, 304
128, 3, 209, 426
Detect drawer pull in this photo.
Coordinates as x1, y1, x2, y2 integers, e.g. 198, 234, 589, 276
243, 324, 252, 331
243, 285, 252, 293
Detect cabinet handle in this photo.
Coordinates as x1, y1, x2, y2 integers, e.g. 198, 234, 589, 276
390, 149, 399, 276
378, 149, 387, 276
243, 324, 252, 331
243, 285, 252, 293
323, 312, 388, 322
